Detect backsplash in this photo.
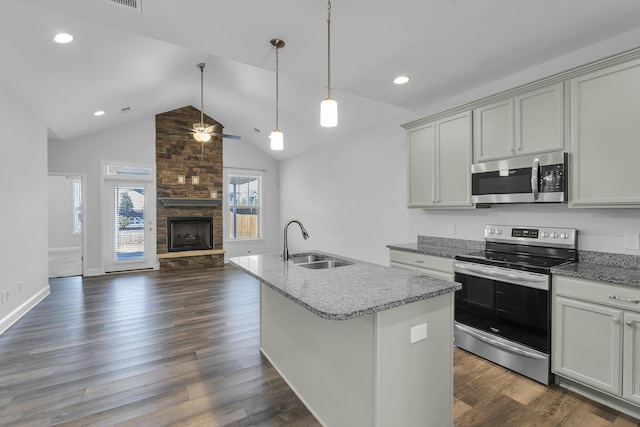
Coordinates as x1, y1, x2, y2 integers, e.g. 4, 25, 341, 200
418, 235, 640, 270
577, 250, 640, 269
417, 236, 484, 252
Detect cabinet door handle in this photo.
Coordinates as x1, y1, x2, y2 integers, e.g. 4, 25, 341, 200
412, 259, 425, 264
612, 317, 620, 324
608, 294, 640, 303
625, 321, 634, 326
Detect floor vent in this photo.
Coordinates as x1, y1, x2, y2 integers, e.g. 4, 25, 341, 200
101, 0, 143, 13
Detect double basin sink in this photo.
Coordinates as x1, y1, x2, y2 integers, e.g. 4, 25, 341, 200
289, 252, 354, 269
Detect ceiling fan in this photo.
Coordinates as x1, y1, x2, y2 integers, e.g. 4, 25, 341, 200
185, 63, 241, 147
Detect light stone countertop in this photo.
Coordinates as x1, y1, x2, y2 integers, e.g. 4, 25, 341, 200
387, 236, 485, 259
229, 251, 461, 321
551, 262, 640, 288
387, 242, 476, 259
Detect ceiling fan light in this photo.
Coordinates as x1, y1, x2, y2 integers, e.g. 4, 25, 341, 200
270, 130, 283, 151
194, 131, 211, 143
320, 98, 338, 127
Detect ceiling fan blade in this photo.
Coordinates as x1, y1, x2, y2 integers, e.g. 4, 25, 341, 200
222, 133, 241, 140
175, 124, 196, 132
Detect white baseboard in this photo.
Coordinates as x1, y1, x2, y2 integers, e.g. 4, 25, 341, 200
85, 268, 104, 277
48, 246, 81, 253
0, 285, 51, 335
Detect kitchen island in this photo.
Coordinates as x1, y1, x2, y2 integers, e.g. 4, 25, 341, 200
230, 251, 460, 427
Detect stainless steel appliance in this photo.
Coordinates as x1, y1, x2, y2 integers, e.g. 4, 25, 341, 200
471, 152, 568, 204
454, 224, 577, 384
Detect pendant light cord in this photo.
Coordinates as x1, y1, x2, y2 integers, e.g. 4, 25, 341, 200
275, 45, 280, 130
327, 0, 332, 99
199, 63, 205, 127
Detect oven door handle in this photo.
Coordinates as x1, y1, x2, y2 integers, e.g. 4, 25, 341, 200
455, 324, 546, 360
455, 262, 548, 290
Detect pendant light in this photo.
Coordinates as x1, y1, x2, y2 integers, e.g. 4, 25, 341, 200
269, 39, 285, 151
320, 0, 337, 127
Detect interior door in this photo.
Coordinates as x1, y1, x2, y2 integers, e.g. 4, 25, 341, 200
104, 181, 155, 272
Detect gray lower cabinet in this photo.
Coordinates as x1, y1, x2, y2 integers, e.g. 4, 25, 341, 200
389, 249, 455, 281
553, 275, 640, 417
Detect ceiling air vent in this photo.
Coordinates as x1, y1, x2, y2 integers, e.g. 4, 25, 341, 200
101, 0, 143, 13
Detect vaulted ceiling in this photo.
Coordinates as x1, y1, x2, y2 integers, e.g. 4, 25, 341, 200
3, 0, 640, 159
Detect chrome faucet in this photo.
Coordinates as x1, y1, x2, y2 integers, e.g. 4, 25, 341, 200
283, 220, 310, 261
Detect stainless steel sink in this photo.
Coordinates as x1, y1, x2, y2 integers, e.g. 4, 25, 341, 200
297, 260, 353, 269
289, 252, 353, 269
289, 253, 328, 264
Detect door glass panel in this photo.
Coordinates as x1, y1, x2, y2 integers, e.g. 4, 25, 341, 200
113, 185, 145, 262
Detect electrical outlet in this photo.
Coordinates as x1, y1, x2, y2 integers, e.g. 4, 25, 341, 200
410, 323, 427, 344
624, 234, 640, 250
447, 224, 455, 235
18, 281, 23, 294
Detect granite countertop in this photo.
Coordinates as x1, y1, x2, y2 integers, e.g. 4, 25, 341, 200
387, 236, 485, 259
229, 251, 461, 321
551, 260, 640, 288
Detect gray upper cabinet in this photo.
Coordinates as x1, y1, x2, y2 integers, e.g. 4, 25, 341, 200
473, 98, 514, 162
570, 58, 640, 207
406, 111, 472, 208
474, 83, 564, 162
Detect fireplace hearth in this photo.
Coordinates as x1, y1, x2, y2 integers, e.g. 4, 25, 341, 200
167, 217, 213, 252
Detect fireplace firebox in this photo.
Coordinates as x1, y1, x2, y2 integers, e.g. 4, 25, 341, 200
167, 217, 213, 252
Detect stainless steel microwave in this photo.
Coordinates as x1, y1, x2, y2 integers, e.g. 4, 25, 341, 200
471, 152, 568, 204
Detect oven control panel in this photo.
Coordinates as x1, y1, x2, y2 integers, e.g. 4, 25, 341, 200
485, 225, 577, 248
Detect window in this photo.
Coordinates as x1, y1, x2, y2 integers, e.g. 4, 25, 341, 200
72, 178, 82, 234
228, 171, 262, 240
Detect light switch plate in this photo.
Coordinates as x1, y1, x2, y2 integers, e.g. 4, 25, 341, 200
624, 234, 640, 250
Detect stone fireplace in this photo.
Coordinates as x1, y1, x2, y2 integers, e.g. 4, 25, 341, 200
155, 106, 224, 272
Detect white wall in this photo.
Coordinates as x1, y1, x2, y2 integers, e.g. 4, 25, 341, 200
0, 83, 50, 333
280, 36, 640, 267
223, 139, 280, 261
48, 175, 82, 250
48, 118, 155, 274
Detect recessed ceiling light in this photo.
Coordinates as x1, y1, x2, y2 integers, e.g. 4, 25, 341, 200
394, 76, 410, 85
53, 33, 74, 44
94, 110, 105, 117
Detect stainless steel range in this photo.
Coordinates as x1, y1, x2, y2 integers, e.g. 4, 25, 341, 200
454, 225, 577, 385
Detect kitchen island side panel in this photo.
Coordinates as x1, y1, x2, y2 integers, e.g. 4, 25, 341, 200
260, 284, 375, 427
376, 292, 454, 426
260, 283, 454, 426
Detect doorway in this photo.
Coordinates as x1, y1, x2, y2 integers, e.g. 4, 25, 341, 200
47, 174, 85, 278
102, 162, 156, 273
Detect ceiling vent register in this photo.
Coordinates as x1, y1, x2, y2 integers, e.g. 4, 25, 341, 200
101, 0, 143, 13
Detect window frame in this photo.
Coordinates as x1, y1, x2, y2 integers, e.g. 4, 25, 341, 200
225, 169, 264, 242
72, 177, 82, 235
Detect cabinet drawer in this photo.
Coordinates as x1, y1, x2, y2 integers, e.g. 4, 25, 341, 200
554, 275, 640, 312
389, 250, 454, 274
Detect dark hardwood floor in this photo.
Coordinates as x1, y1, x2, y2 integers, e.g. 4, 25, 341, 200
0, 265, 638, 426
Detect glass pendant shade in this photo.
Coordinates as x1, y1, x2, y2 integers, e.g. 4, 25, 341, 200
320, 98, 338, 127
270, 130, 283, 150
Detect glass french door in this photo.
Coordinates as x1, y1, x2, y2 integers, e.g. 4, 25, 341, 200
104, 181, 155, 272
